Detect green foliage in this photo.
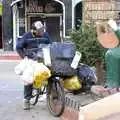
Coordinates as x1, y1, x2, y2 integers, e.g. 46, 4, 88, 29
69, 24, 107, 66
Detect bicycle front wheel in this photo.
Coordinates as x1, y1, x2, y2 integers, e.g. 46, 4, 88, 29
47, 80, 65, 117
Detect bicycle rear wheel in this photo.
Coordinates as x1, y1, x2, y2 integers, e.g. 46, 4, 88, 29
47, 79, 65, 117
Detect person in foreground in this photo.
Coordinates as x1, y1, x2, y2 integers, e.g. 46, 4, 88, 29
16, 21, 52, 110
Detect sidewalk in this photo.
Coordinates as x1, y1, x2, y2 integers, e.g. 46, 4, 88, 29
0, 51, 103, 120
1, 51, 120, 120
0, 91, 59, 120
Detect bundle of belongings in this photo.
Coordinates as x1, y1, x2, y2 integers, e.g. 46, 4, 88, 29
15, 42, 97, 92
37, 42, 77, 76
15, 42, 80, 91
40, 42, 96, 91
14, 57, 51, 89
41, 42, 82, 91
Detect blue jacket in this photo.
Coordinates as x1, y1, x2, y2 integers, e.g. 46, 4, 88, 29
16, 32, 52, 58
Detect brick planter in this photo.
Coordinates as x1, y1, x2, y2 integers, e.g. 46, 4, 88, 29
60, 106, 79, 120
60, 92, 100, 120
61, 92, 120, 120
60, 96, 80, 120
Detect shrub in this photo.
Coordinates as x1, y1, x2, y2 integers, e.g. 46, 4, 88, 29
69, 24, 107, 66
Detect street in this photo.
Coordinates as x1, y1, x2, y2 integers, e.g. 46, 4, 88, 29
0, 61, 59, 120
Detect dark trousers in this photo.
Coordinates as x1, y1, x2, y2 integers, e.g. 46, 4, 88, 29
24, 84, 33, 100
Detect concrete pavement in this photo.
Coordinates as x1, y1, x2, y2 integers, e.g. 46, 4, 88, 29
1, 51, 120, 120
0, 61, 59, 120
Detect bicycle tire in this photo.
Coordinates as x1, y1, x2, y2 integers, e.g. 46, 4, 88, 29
47, 80, 65, 117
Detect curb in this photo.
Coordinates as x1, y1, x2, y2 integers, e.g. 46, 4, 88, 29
0, 53, 21, 60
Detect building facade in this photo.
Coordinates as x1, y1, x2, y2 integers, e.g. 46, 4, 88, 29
2, 0, 120, 51
83, 0, 120, 23
0, 1, 2, 49
2, 0, 83, 50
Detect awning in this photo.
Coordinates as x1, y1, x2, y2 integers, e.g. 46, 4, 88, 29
11, 0, 22, 7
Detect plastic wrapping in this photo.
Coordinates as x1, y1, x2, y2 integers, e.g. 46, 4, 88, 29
33, 71, 50, 89
33, 62, 51, 89
15, 58, 51, 86
63, 76, 82, 91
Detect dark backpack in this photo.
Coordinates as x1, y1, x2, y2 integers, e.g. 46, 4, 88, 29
77, 64, 97, 89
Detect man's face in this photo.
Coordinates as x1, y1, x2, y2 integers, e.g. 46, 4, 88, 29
35, 28, 44, 37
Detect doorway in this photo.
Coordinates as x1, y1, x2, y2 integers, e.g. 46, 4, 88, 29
46, 16, 61, 41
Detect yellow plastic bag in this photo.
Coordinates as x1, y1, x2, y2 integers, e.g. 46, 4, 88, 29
63, 76, 82, 91
33, 71, 50, 89
33, 62, 51, 89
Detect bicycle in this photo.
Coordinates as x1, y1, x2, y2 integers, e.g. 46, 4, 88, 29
30, 71, 65, 117
25, 41, 81, 117
27, 47, 65, 117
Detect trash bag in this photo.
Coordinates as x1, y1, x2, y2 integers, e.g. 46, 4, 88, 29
50, 42, 76, 60
63, 76, 82, 91
51, 59, 76, 76
77, 64, 97, 89
46, 42, 77, 76
15, 57, 35, 85
21, 65, 34, 85
33, 62, 51, 89
14, 57, 29, 75
15, 58, 51, 86
36, 42, 76, 61
33, 71, 50, 89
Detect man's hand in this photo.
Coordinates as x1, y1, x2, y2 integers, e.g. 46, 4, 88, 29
18, 51, 24, 59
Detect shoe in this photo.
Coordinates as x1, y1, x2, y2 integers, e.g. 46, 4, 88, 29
23, 99, 30, 110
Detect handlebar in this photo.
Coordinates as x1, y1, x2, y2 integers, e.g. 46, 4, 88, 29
24, 44, 50, 58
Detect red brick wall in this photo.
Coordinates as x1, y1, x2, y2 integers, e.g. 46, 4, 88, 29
83, 0, 120, 23
60, 106, 79, 120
